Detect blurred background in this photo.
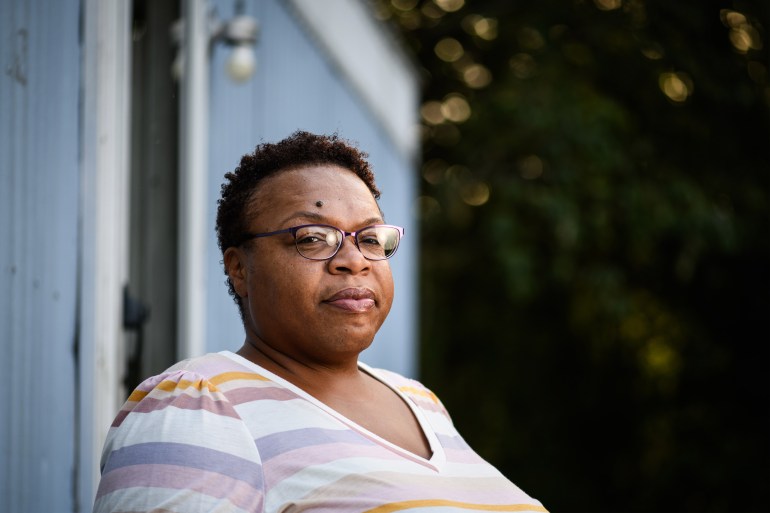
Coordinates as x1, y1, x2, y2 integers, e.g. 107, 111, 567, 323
374, 0, 769, 511
2, 0, 768, 512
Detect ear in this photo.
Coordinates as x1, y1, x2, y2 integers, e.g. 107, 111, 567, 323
224, 246, 249, 298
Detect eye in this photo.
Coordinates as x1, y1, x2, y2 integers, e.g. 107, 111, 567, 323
295, 228, 324, 244
296, 234, 322, 244
359, 228, 385, 246
295, 226, 338, 246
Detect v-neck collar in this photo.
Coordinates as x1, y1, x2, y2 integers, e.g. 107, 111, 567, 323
220, 351, 446, 471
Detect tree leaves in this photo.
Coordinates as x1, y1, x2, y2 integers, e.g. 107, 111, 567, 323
379, 0, 769, 510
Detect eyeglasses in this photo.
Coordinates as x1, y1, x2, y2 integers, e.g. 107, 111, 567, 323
242, 224, 405, 261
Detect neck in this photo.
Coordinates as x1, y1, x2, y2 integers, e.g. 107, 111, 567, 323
236, 335, 363, 393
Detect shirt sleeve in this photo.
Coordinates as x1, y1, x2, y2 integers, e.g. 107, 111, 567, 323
93, 369, 265, 513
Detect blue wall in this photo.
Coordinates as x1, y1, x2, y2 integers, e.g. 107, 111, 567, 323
0, 0, 81, 511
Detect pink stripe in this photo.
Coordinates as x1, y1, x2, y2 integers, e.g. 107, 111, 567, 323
323, 472, 534, 506
111, 410, 129, 428
262, 442, 402, 488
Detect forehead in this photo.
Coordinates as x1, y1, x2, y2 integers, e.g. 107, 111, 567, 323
248, 164, 381, 223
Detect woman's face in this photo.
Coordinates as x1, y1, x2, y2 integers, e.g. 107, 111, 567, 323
226, 164, 395, 367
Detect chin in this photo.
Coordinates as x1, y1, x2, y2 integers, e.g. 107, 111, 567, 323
329, 330, 376, 353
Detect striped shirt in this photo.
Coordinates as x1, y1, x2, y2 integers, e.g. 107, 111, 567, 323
95, 351, 546, 513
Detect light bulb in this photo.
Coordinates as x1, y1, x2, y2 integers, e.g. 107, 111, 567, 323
226, 45, 256, 82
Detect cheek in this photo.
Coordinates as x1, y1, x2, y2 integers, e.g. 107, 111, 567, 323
249, 260, 318, 311
378, 266, 396, 312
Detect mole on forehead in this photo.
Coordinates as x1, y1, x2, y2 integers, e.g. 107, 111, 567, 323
315, 200, 324, 207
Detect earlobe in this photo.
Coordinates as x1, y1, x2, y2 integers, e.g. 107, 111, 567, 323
224, 247, 249, 298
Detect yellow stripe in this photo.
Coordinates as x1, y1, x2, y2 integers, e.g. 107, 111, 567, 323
126, 372, 267, 402
209, 371, 269, 385
126, 379, 215, 401
127, 389, 149, 402
364, 500, 548, 513
398, 386, 440, 404
153, 378, 219, 393
125, 379, 215, 403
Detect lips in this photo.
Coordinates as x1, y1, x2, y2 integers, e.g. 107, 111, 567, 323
323, 287, 376, 312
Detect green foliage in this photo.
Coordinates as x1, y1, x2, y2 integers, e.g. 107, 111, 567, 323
378, 0, 770, 511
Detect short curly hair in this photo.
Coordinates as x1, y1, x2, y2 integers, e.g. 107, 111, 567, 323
216, 130, 381, 318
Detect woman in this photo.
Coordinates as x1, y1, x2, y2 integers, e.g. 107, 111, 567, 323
94, 131, 546, 513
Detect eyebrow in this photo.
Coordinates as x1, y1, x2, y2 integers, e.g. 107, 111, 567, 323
280, 211, 324, 225
280, 211, 385, 228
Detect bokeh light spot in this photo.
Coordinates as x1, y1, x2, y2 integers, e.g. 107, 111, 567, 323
441, 94, 472, 123
462, 63, 492, 88
422, 159, 447, 184
659, 72, 693, 102
518, 155, 544, 180
474, 17, 498, 41
640, 43, 664, 60
391, 0, 419, 10
720, 9, 747, 28
421, 2, 444, 19
460, 181, 490, 206
593, 0, 622, 11
434, 0, 465, 13
420, 100, 445, 125
720, 9, 763, 54
435, 37, 464, 62
730, 26, 762, 53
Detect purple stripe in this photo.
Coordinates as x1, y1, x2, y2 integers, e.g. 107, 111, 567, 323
224, 385, 298, 405
262, 441, 402, 487
130, 393, 241, 419
97, 463, 263, 511
436, 433, 470, 451
103, 442, 262, 489
256, 427, 374, 461
445, 447, 487, 464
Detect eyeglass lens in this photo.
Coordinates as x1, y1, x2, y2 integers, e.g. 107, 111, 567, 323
294, 225, 400, 260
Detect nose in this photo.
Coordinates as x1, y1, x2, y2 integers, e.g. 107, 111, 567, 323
328, 234, 370, 274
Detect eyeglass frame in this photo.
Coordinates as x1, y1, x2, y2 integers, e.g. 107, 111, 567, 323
240, 223, 405, 261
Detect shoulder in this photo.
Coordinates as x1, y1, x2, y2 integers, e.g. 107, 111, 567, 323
95, 352, 266, 512
114, 353, 250, 420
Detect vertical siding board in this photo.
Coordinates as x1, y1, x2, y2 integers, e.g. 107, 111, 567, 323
0, 0, 80, 511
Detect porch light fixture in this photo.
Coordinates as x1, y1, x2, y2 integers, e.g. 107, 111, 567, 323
171, 5, 259, 83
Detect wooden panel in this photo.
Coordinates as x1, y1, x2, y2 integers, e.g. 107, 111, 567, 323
0, 0, 80, 511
